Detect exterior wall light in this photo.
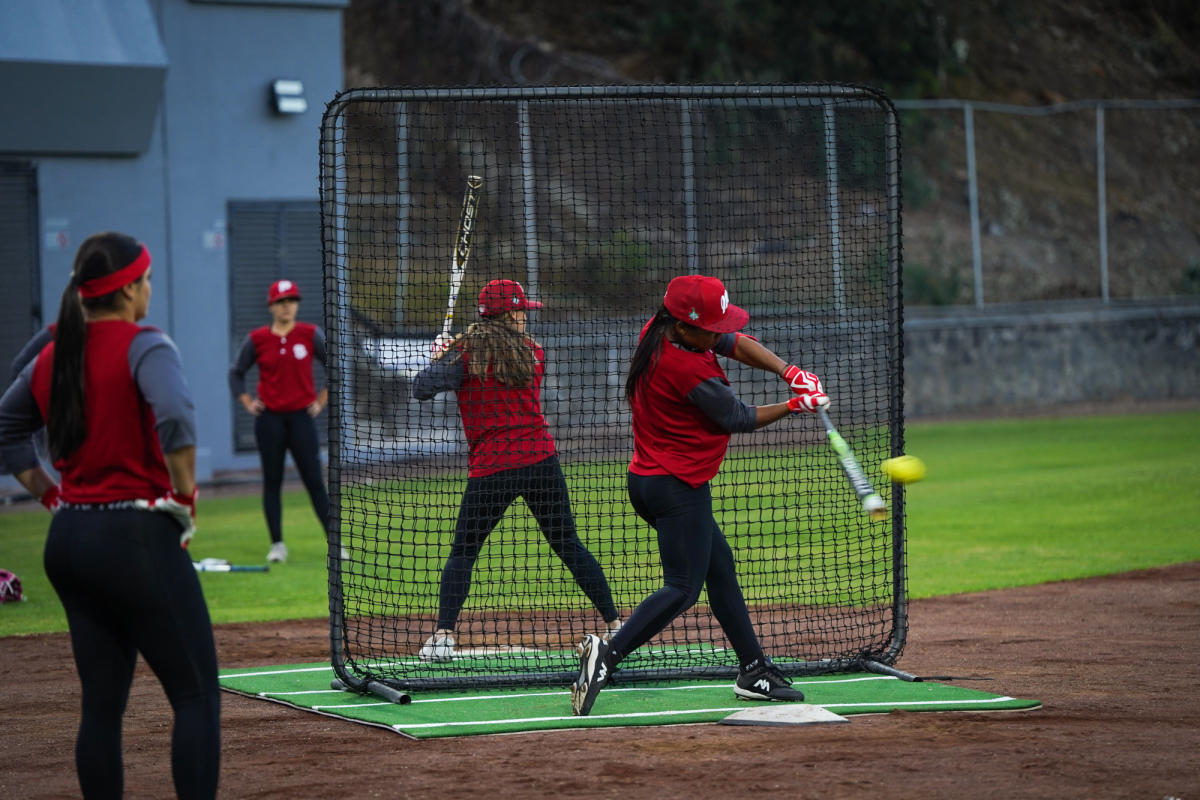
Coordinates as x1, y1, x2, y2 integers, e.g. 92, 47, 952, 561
271, 79, 307, 114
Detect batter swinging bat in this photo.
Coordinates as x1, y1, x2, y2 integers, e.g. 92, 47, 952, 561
817, 406, 888, 522
433, 175, 483, 355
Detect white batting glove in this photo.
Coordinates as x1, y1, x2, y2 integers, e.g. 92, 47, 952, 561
430, 333, 454, 360
783, 365, 824, 396
135, 488, 198, 548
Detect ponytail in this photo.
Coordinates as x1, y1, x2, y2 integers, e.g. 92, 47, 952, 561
624, 306, 675, 403
47, 232, 144, 461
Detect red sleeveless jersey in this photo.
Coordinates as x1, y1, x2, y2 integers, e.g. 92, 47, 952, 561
30, 320, 172, 504
629, 320, 732, 488
456, 343, 557, 477
249, 322, 318, 412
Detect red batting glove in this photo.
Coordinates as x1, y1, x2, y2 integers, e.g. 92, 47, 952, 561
40, 485, 62, 513
787, 392, 830, 413
135, 488, 198, 548
783, 365, 824, 396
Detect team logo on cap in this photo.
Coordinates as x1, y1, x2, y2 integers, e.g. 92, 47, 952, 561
720, 291, 729, 313
689, 309, 700, 320
279, 280, 293, 292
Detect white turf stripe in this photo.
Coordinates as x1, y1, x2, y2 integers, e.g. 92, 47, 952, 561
825, 697, 1017, 709
221, 666, 332, 679
219, 659, 414, 679
394, 707, 745, 729
390, 697, 1021, 731
253, 675, 900, 706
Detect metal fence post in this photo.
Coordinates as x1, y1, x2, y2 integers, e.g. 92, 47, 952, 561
964, 104, 984, 309
1096, 104, 1110, 304
680, 99, 699, 274
518, 101, 539, 300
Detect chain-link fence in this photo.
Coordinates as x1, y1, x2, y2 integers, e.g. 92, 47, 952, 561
895, 99, 1200, 308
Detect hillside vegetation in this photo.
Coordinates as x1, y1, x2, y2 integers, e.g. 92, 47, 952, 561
343, 0, 1200, 304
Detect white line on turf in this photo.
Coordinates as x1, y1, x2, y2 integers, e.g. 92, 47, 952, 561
255, 676, 904, 707
387, 697, 1022, 730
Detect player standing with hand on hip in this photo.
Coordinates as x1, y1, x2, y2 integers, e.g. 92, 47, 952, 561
571, 274, 829, 716
411, 279, 622, 661
0, 232, 220, 798
228, 279, 336, 564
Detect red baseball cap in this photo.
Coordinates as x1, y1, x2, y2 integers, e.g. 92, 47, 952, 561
478, 279, 543, 316
663, 275, 748, 333
267, 279, 301, 305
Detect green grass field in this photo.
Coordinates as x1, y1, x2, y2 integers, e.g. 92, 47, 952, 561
2, 410, 1197, 637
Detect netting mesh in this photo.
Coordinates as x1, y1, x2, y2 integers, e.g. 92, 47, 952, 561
321, 85, 905, 691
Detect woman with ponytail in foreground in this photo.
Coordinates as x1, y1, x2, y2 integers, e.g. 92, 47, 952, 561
0, 232, 220, 799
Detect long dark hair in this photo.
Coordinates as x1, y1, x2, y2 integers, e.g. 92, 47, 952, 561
451, 312, 537, 387
624, 306, 676, 402
48, 232, 145, 461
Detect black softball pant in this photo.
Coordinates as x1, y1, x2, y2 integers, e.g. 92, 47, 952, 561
437, 455, 619, 630
607, 472, 763, 669
254, 408, 329, 543
44, 508, 220, 800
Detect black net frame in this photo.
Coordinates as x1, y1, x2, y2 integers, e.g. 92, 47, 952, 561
320, 84, 906, 693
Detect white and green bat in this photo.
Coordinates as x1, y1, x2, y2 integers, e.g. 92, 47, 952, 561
192, 558, 269, 573
817, 406, 888, 522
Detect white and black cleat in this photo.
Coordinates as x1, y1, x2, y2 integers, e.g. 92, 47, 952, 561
734, 657, 805, 702
571, 634, 611, 716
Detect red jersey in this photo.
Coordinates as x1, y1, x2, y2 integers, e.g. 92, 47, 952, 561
456, 343, 557, 478
30, 320, 172, 504
249, 322, 318, 412
629, 320, 733, 488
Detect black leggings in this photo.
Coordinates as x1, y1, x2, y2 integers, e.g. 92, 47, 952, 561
607, 472, 763, 669
437, 456, 619, 630
45, 508, 220, 800
255, 409, 329, 543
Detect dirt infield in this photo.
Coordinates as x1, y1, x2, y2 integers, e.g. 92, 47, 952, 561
2, 562, 1197, 799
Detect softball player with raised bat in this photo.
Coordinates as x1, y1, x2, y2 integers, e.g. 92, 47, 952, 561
571, 274, 829, 716
411, 279, 622, 661
228, 279, 332, 564
0, 232, 220, 797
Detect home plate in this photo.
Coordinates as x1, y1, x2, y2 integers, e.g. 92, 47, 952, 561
720, 704, 849, 726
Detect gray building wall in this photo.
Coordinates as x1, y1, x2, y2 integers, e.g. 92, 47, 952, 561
2, 0, 345, 483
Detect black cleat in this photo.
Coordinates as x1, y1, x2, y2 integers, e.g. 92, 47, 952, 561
571, 634, 611, 716
734, 657, 805, 702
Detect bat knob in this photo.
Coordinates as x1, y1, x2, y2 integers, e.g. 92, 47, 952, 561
863, 494, 887, 521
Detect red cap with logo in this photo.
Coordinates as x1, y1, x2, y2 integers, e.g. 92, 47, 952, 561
663, 275, 748, 333
267, 279, 301, 305
478, 279, 543, 316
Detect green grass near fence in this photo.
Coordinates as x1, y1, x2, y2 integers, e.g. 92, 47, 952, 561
2, 410, 1198, 637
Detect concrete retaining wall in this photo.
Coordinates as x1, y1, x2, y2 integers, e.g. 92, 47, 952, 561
904, 300, 1200, 417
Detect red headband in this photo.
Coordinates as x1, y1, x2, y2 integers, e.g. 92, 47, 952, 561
78, 246, 151, 299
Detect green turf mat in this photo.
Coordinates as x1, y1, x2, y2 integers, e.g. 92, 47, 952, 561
219, 662, 1041, 739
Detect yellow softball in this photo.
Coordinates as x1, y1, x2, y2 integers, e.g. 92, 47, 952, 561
881, 455, 926, 484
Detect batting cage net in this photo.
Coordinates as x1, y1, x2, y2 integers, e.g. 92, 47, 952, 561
320, 85, 905, 694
